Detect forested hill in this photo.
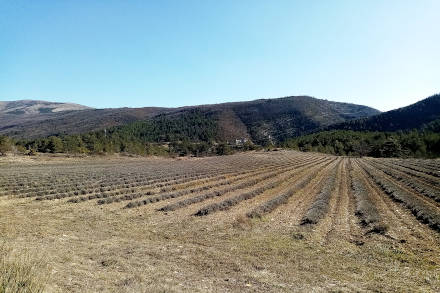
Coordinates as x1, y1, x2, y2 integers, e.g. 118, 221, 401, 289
281, 94, 440, 158
202, 96, 379, 144
326, 94, 440, 132
0, 96, 379, 143
2, 95, 440, 158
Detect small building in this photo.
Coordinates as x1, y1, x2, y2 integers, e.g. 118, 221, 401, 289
235, 138, 248, 146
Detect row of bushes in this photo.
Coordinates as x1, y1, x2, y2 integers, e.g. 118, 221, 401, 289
362, 162, 440, 232
159, 156, 320, 212
368, 160, 440, 203
97, 173, 226, 205
300, 163, 338, 225
194, 170, 292, 216
350, 163, 388, 234
128, 168, 283, 209
247, 158, 333, 218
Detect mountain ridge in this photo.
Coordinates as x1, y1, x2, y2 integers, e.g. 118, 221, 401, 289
0, 100, 91, 114
0, 95, 380, 142
325, 94, 440, 132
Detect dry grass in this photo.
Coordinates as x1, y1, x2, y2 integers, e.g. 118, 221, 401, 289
0, 243, 48, 293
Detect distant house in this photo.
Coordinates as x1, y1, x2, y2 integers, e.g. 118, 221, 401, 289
234, 138, 248, 146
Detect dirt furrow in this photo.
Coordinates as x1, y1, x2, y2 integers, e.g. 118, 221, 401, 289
155, 157, 331, 213
371, 158, 440, 189
363, 160, 440, 210
192, 157, 334, 217
345, 158, 367, 242
368, 159, 440, 204
356, 159, 440, 242
193, 157, 339, 224
246, 157, 339, 219
124, 159, 320, 210
249, 157, 340, 228
321, 158, 355, 243
372, 159, 440, 192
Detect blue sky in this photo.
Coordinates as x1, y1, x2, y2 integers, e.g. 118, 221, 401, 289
0, 0, 439, 111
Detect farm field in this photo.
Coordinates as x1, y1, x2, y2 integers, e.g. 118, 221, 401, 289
1, 150, 439, 292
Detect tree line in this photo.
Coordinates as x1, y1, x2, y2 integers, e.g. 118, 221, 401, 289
327, 94, 440, 132
282, 130, 440, 158
0, 109, 257, 157
1, 109, 439, 158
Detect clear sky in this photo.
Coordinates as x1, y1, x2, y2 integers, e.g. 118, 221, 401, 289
0, 0, 439, 111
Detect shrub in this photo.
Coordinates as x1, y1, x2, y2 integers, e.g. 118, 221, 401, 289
351, 171, 388, 234
0, 136, 12, 156
300, 167, 338, 225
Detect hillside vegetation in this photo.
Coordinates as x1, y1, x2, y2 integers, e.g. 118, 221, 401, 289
1, 94, 440, 158
205, 96, 379, 144
0, 105, 174, 139
0, 96, 379, 142
282, 130, 440, 158
327, 94, 440, 132
282, 94, 440, 158
12, 110, 242, 157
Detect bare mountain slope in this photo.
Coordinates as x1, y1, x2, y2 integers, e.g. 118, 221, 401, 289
0, 100, 90, 114
0, 100, 173, 138
0, 100, 93, 137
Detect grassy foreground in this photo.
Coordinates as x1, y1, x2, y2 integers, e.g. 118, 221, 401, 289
0, 243, 47, 293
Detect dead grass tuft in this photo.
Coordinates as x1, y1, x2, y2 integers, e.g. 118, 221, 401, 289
232, 215, 253, 230
0, 243, 48, 293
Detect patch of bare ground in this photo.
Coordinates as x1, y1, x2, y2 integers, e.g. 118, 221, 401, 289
0, 151, 439, 292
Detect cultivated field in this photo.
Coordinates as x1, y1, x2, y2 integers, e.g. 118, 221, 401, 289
0, 151, 439, 292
